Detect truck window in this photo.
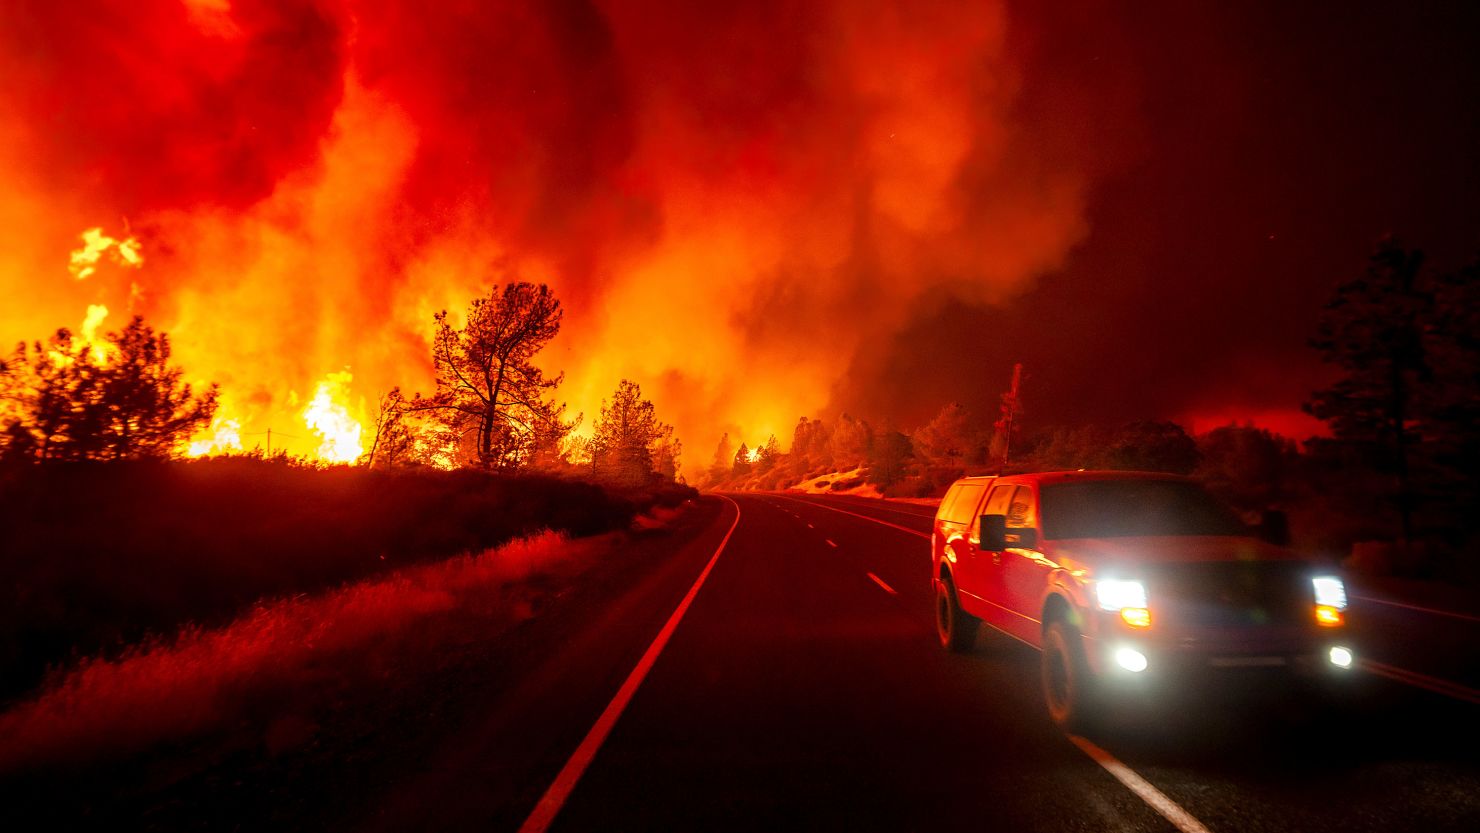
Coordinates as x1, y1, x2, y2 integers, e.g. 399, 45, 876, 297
938, 485, 962, 520
942, 484, 985, 524
1006, 486, 1037, 529
1039, 479, 1246, 539
982, 484, 1014, 517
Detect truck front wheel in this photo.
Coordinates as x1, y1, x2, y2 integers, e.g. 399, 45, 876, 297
1042, 619, 1100, 732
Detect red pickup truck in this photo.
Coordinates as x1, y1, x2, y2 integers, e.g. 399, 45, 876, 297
931, 470, 1353, 730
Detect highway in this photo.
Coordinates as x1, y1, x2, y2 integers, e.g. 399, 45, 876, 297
367, 493, 1480, 833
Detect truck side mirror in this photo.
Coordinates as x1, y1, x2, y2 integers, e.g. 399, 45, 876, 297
1258, 509, 1290, 546
981, 514, 1008, 551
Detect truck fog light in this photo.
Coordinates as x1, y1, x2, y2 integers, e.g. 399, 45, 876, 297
1115, 647, 1149, 673
1328, 646, 1354, 669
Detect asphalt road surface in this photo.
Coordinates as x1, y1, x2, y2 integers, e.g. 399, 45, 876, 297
364, 493, 1480, 833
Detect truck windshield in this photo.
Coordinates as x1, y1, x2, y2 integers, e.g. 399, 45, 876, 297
1040, 479, 1248, 539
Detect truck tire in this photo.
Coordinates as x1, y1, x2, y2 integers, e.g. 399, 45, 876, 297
935, 576, 979, 653
1042, 619, 1100, 733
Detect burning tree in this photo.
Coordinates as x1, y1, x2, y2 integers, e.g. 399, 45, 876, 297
589, 379, 679, 485
410, 282, 575, 469
0, 317, 217, 461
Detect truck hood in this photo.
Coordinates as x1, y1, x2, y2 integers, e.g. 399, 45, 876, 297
1045, 535, 1304, 571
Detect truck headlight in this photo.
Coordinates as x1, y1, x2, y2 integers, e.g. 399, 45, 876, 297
1313, 576, 1347, 626
1312, 576, 1347, 609
1096, 579, 1151, 628
1096, 579, 1148, 611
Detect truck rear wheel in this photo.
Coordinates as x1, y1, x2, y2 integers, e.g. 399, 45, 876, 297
935, 576, 979, 652
1042, 619, 1100, 733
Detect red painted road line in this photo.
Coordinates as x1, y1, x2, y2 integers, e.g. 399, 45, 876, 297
1360, 658, 1480, 705
1069, 736, 1214, 833
867, 572, 898, 595
1352, 594, 1480, 624
516, 496, 743, 833
770, 494, 929, 540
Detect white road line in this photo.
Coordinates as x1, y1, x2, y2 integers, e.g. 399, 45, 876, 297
867, 572, 898, 595
807, 523, 814, 529
1352, 594, 1480, 624
1069, 736, 1214, 833
771, 494, 929, 540
814, 497, 939, 520
517, 496, 742, 833
1360, 658, 1480, 705
825, 539, 838, 548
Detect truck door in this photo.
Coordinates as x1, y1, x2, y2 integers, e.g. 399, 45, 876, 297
939, 483, 986, 608
998, 484, 1053, 645
964, 483, 1016, 630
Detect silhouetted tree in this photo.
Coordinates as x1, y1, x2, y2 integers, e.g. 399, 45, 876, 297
1196, 424, 1300, 511
1423, 258, 1480, 516
915, 402, 973, 465
709, 432, 733, 485
868, 428, 913, 487
363, 389, 415, 469
732, 442, 752, 477
410, 282, 574, 469
755, 434, 780, 473
1305, 240, 1431, 541
829, 413, 872, 468
0, 317, 216, 461
590, 379, 676, 485
1107, 421, 1200, 474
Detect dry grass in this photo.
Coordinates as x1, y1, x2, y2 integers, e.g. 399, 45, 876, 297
0, 459, 695, 701
0, 530, 596, 772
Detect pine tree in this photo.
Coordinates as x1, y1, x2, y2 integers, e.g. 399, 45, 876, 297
915, 402, 972, 465
409, 282, 574, 469
708, 432, 733, 485
732, 442, 752, 476
1305, 240, 1432, 541
0, 317, 217, 461
590, 379, 676, 485
755, 434, 780, 472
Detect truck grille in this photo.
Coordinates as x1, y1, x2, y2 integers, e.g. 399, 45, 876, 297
1151, 562, 1312, 629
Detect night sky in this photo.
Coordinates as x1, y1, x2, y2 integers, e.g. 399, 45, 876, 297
838, 0, 1480, 437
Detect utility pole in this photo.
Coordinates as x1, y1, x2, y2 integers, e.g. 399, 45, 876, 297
996, 363, 1023, 475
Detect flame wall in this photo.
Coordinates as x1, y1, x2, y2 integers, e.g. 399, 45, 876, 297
1, 0, 1091, 461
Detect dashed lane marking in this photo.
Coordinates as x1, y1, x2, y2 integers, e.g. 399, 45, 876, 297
825, 540, 838, 548
867, 572, 897, 595
770, 494, 929, 540
1069, 736, 1214, 833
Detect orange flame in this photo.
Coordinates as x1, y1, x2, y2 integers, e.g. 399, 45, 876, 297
68, 227, 142, 281
302, 371, 365, 464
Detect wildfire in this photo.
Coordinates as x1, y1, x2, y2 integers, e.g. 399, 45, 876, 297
80, 304, 111, 363
68, 227, 142, 280
302, 371, 365, 463
187, 417, 244, 458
